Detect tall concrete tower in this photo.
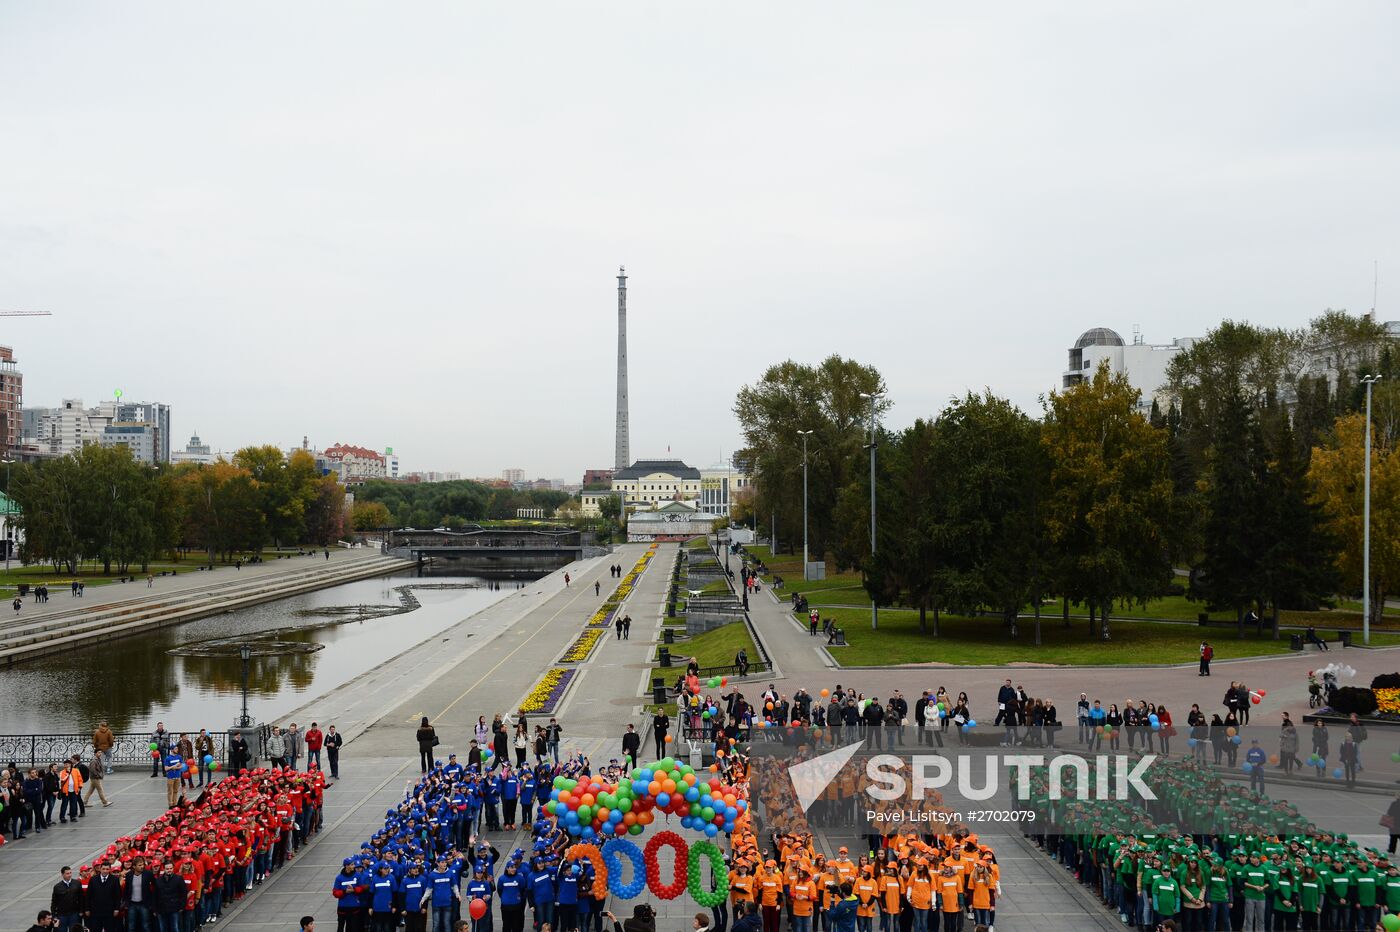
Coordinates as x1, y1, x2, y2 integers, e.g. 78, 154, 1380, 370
614, 266, 630, 471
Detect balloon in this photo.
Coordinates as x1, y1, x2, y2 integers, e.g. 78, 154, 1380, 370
1241, 763, 1252, 773
820, 689, 830, 697
469, 899, 488, 920
1225, 727, 1237, 737
1231, 736, 1242, 745
1382, 913, 1400, 932
765, 702, 774, 711
1250, 694, 1261, 705
1187, 738, 1198, 748
1333, 768, 1344, 779
664, 735, 673, 744
1269, 755, 1280, 765
203, 755, 214, 766
1391, 752, 1400, 764
149, 742, 158, 751
707, 677, 720, 688
965, 720, 976, 729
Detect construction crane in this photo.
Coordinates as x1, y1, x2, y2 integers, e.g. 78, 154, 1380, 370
0, 310, 51, 317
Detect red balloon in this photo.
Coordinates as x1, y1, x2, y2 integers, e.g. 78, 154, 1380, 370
469, 898, 488, 920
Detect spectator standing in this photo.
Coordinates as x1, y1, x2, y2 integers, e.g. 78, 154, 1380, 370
622, 724, 640, 769
266, 727, 288, 769
325, 725, 343, 779
652, 711, 670, 759
305, 722, 325, 771
545, 718, 562, 765
85, 861, 123, 932
162, 747, 184, 807
174, 733, 194, 788
149, 722, 170, 778
122, 856, 156, 931
286, 723, 303, 770
1199, 641, 1213, 676
229, 731, 251, 774
415, 718, 438, 774
56, 760, 82, 823
50, 867, 83, 931
152, 861, 186, 931
194, 730, 215, 787
1348, 713, 1369, 772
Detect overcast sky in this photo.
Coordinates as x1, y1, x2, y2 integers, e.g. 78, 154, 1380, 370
2, 3, 1397, 479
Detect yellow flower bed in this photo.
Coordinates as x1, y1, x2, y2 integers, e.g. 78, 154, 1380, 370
520, 667, 573, 714
1376, 688, 1400, 714
561, 628, 604, 663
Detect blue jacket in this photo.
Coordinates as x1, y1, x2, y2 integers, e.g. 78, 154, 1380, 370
529, 867, 556, 905
499, 871, 526, 906
829, 897, 858, 932
163, 752, 185, 780
426, 869, 458, 908
400, 874, 429, 912
556, 865, 582, 905
502, 775, 520, 800
467, 876, 495, 907
332, 870, 369, 909
369, 873, 397, 912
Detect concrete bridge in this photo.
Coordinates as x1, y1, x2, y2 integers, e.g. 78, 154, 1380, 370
388, 525, 585, 578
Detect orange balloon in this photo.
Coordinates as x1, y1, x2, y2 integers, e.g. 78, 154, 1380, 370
709, 764, 719, 772
580, 793, 596, 807
558, 791, 572, 805
683, 773, 697, 785
648, 781, 661, 795
820, 689, 830, 697
662, 779, 677, 793
637, 810, 654, 825
596, 807, 611, 822
664, 735, 673, 744
765, 702, 774, 711
623, 812, 637, 825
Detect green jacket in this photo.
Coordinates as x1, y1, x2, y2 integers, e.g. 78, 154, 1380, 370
1152, 876, 1181, 916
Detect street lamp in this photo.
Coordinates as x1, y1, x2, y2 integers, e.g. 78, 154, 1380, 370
798, 430, 813, 581
860, 391, 884, 630
1, 457, 13, 573
238, 644, 253, 727
1362, 374, 1384, 645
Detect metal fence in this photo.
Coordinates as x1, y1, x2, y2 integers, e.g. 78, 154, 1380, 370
0, 726, 270, 771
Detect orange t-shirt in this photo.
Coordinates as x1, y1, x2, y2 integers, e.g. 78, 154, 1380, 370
906, 876, 934, 910
880, 875, 902, 913
729, 873, 754, 903
854, 878, 879, 917
831, 859, 857, 884
968, 873, 993, 910
790, 880, 816, 917
937, 877, 962, 912
758, 873, 783, 906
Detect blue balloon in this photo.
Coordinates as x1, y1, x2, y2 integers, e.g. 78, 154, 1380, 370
1241, 763, 1252, 773
565, 810, 579, 825
1148, 714, 1159, 725
640, 770, 653, 782
725, 806, 738, 820
1187, 739, 1197, 748
1333, 768, 1344, 779
551, 789, 561, 801
609, 810, 623, 823
736, 800, 747, 811
656, 792, 670, 808
203, 754, 214, 766
1231, 736, 1242, 745
685, 787, 700, 802
581, 827, 595, 840
567, 824, 581, 836
700, 794, 714, 808
965, 720, 976, 729
704, 823, 719, 837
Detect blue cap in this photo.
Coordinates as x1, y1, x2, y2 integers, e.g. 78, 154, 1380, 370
343, 858, 355, 866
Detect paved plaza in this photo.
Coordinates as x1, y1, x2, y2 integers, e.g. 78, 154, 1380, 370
7, 539, 1400, 929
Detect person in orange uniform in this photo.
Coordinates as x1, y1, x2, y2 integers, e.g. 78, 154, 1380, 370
966, 859, 997, 929
757, 859, 784, 932
790, 869, 818, 932
877, 862, 903, 932
905, 862, 934, 932
935, 864, 964, 932
853, 867, 880, 932
830, 848, 857, 886
729, 861, 756, 910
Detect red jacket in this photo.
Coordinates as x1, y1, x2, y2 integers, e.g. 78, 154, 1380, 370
304, 729, 324, 751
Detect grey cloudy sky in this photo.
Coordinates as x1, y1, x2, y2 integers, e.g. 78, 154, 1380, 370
2, 3, 1397, 478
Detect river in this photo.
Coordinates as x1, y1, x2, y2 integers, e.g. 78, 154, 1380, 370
1, 574, 513, 734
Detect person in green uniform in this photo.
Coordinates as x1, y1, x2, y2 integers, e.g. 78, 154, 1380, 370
1240, 853, 1269, 932
1352, 855, 1380, 932
1206, 858, 1233, 932
1152, 869, 1181, 928
1323, 856, 1351, 932
1179, 860, 1207, 930
1296, 865, 1323, 932
1271, 865, 1298, 931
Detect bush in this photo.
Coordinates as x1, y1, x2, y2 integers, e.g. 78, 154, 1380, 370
1156, 583, 1186, 597
1371, 673, 1400, 690
1329, 686, 1379, 716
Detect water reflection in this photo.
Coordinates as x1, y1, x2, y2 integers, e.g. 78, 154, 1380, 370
0, 576, 509, 734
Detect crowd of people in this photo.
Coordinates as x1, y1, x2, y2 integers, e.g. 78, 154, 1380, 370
33, 766, 324, 932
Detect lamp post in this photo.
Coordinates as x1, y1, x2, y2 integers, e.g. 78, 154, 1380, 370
798, 430, 813, 581
1362, 374, 1384, 645
860, 391, 884, 630
1, 457, 13, 573
238, 644, 253, 727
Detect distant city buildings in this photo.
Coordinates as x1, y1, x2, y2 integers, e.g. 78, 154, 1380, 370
24, 397, 172, 463
404, 471, 463, 483
320, 443, 388, 483
1060, 327, 1195, 415
0, 346, 22, 458
503, 468, 525, 483
580, 458, 752, 518
171, 432, 219, 465
582, 468, 614, 487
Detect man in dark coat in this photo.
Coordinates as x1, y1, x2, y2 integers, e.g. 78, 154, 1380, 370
50, 867, 83, 930
84, 862, 124, 932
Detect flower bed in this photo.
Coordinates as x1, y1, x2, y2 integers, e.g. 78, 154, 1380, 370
561, 628, 604, 663
520, 667, 576, 714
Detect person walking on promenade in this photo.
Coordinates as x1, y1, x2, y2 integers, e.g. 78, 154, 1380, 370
325, 725, 343, 779
305, 722, 324, 771
615, 615, 624, 640
82, 754, 110, 808
416, 717, 438, 774
545, 718, 562, 765
652, 710, 670, 759
1198, 641, 1213, 676
149, 722, 170, 778
51, 866, 84, 931
194, 730, 215, 787
565, 573, 571, 587
1348, 712, 1369, 772
1340, 732, 1361, 786
622, 724, 640, 769
56, 760, 82, 823
595, 580, 601, 596
91, 721, 115, 775
622, 615, 631, 639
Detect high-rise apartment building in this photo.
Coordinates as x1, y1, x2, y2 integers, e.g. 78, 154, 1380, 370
0, 346, 22, 457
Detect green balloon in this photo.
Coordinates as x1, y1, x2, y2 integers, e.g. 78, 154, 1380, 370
149, 742, 158, 751
619, 798, 633, 813
577, 805, 591, 822
627, 823, 644, 835
702, 710, 712, 719
689, 802, 702, 816
1382, 914, 1400, 932
701, 806, 715, 821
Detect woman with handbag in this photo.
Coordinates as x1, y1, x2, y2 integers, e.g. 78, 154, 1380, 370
1384, 795, 1400, 854
415, 717, 438, 773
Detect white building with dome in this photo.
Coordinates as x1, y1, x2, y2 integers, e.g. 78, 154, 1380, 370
1061, 327, 1196, 414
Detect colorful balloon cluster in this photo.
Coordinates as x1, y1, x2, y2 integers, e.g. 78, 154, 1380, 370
564, 834, 727, 904
148, 743, 220, 776
543, 757, 746, 841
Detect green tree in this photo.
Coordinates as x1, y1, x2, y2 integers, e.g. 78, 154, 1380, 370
1042, 364, 1174, 639
858, 420, 941, 632
351, 500, 392, 531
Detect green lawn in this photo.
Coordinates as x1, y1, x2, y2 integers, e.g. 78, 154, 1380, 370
686, 536, 712, 551
0, 549, 333, 595
700, 579, 732, 595
817, 607, 1400, 667
649, 620, 758, 684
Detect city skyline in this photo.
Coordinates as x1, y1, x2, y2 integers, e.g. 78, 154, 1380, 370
3, 3, 1398, 475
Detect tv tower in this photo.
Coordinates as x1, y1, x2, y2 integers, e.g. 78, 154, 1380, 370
615, 266, 630, 471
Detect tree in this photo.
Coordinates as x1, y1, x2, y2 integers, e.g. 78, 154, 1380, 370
1310, 413, 1400, 631
1042, 363, 1175, 638
599, 493, 622, 521
733, 356, 887, 559
303, 474, 347, 546
860, 419, 943, 634
351, 501, 392, 531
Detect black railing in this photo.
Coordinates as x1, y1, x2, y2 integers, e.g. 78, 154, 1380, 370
0, 726, 271, 770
